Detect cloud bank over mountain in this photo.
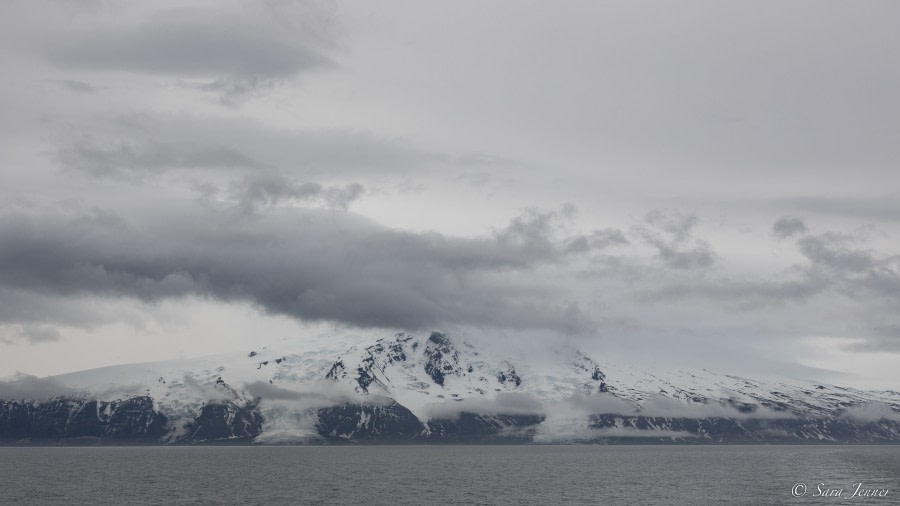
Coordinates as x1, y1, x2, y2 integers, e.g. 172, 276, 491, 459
1, 0, 899, 387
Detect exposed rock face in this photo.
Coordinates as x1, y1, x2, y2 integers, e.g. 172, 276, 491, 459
315, 401, 423, 441
0, 396, 266, 444
312, 404, 543, 443
588, 415, 900, 443
573, 351, 605, 382
496, 362, 522, 388
5, 393, 900, 444
0, 396, 168, 443
183, 400, 264, 443
422, 332, 460, 387
425, 413, 543, 442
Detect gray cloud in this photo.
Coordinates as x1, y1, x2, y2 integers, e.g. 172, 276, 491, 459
842, 325, 900, 353
52, 113, 440, 181
243, 380, 364, 410
644, 229, 900, 316
41, 1, 338, 101
634, 210, 715, 270
47, 78, 101, 94
840, 402, 900, 422
492, 209, 563, 262
10, 324, 62, 343
772, 216, 809, 239
796, 233, 878, 274
4, 197, 897, 357
3, 1, 900, 387
0, 373, 72, 400
0, 284, 134, 339
230, 173, 365, 214
778, 195, 900, 223
179, 373, 237, 402
57, 138, 262, 179
0, 204, 600, 335
185, 78, 276, 106
564, 228, 630, 254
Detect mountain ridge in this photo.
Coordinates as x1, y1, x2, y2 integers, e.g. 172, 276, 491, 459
2, 331, 899, 444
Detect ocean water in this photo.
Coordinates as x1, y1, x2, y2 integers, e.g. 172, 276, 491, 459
0, 445, 897, 505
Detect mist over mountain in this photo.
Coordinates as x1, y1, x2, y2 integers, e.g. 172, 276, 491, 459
2, 331, 898, 445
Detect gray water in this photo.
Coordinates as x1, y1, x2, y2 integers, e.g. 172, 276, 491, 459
0, 446, 897, 505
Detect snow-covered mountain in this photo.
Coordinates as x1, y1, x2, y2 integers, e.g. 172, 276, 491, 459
2, 331, 899, 444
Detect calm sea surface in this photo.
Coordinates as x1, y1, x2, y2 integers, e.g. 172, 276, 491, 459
1, 445, 898, 505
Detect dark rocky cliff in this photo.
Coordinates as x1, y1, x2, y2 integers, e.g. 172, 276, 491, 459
588, 414, 900, 443
0, 396, 167, 443
3, 394, 900, 444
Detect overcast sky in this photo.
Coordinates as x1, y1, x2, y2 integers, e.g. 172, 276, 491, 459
2, 0, 899, 388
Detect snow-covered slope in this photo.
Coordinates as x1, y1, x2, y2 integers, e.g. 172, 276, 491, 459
3, 331, 900, 444
324, 332, 534, 419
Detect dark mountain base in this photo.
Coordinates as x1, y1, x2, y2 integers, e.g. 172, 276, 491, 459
3, 396, 900, 445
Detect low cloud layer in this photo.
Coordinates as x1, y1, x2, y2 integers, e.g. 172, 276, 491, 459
840, 402, 900, 423
0, 204, 605, 336
556, 392, 791, 420
1, 200, 899, 356
243, 380, 376, 412
0, 373, 72, 400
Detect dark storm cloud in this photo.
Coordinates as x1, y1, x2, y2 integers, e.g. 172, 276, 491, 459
633, 210, 715, 270
772, 216, 809, 239
41, 1, 338, 100
0, 205, 599, 335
